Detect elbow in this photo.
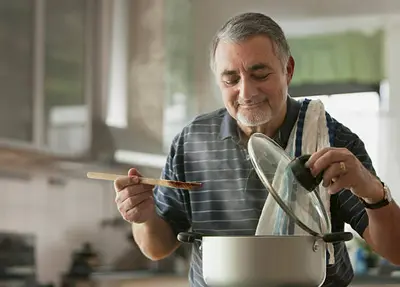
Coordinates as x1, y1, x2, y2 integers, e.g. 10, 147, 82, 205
378, 251, 400, 266
384, 245, 400, 266
386, 256, 400, 266
146, 254, 168, 261
140, 246, 173, 261
135, 238, 178, 261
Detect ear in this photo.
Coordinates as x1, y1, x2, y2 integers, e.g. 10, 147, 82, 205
285, 56, 295, 85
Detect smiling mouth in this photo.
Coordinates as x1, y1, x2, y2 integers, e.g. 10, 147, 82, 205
239, 101, 266, 108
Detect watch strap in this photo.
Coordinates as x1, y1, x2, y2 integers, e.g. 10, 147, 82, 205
360, 197, 390, 209
360, 183, 391, 210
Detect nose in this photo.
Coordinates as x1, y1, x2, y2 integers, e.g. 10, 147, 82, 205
238, 78, 258, 102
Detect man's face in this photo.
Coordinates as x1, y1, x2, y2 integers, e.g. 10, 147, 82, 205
214, 35, 294, 127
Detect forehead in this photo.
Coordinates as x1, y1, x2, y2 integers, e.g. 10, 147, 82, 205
214, 35, 279, 74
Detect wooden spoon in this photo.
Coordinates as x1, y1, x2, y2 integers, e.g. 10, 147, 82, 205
86, 172, 203, 190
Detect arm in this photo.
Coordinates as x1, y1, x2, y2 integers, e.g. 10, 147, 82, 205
335, 181, 400, 265
132, 213, 181, 261
336, 133, 400, 264
133, 134, 191, 260
308, 121, 400, 265
344, 136, 400, 265
362, 185, 400, 265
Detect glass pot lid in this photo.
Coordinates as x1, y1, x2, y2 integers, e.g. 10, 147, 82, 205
247, 133, 331, 237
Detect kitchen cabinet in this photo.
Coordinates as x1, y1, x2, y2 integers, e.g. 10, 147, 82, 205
0, 0, 92, 157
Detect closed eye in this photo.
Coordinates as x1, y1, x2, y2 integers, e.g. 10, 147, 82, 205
252, 73, 270, 81
222, 76, 240, 86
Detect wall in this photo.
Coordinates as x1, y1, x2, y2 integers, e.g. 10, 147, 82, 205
191, 7, 400, 200
0, 175, 130, 285
192, 3, 400, 115
380, 17, 400, 202
193, 0, 400, 20
4, 3, 400, 285
0, 3, 177, 284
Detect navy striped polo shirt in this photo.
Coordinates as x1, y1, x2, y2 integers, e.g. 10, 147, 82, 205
153, 96, 374, 287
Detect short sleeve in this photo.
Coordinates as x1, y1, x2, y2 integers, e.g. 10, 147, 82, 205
153, 134, 191, 236
333, 122, 379, 238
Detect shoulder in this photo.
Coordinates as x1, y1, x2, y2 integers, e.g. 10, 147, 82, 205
327, 113, 363, 149
171, 108, 227, 145
165, 108, 227, 175
327, 113, 376, 174
187, 108, 227, 129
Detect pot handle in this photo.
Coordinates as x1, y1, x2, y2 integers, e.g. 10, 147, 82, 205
322, 231, 353, 243
177, 232, 203, 244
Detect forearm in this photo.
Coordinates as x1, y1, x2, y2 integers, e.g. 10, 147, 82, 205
366, 201, 400, 265
132, 213, 180, 261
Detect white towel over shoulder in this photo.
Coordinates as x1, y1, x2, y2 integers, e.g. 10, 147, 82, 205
255, 99, 335, 265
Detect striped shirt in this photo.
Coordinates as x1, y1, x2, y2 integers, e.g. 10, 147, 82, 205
153, 97, 374, 287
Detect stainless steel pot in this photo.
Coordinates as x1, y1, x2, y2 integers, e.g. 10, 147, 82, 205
178, 231, 353, 287
175, 133, 357, 287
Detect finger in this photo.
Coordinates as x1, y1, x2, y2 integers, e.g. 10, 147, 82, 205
322, 162, 347, 187
115, 184, 153, 204
114, 169, 144, 192
127, 168, 154, 190
114, 175, 140, 192
327, 173, 352, 194
123, 198, 154, 223
305, 148, 331, 168
310, 149, 349, 176
118, 192, 152, 215
128, 168, 142, 177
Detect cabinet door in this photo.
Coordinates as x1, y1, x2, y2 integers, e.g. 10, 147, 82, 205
44, 0, 91, 156
0, 0, 34, 143
0, 0, 93, 157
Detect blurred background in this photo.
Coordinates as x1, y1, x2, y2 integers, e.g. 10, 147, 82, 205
1, 0, 400, 286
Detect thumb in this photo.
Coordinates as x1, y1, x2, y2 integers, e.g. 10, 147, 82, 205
128, 168, 142, 177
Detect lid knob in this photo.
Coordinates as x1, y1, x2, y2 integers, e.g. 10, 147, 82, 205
288, 154, 323, 192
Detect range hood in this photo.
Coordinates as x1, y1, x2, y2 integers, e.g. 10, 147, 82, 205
0, 109, 167, 180
0, 133, 166, 181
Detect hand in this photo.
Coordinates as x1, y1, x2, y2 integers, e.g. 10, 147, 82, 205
305, 147, 383, 201
114, 168, 155, 223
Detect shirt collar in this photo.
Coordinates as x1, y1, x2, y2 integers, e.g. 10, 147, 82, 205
219, 96, 301, 148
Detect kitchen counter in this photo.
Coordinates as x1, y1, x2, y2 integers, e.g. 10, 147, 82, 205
91, 270, 400, 287
351, 274, 400, 286
91, 270, 188, 287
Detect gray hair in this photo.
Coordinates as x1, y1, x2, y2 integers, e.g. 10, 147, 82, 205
210, 12, 291, 72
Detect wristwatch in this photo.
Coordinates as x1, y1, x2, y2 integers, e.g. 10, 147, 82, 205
360, 182, 393, 209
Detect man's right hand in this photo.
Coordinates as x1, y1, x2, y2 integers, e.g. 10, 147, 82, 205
114, 168, 180, 260
114, 168, 155, 224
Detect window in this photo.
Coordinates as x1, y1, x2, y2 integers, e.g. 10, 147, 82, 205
297, 92, 380, 236
0, 0, 94, 156
296, 92, 380, 175
0, 0, 34, 142
45, 0, 90, 155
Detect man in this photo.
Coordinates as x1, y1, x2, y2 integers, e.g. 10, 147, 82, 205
114, 12, 400, 286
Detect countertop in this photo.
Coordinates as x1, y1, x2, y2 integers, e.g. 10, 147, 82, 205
91, 271, 188, 287
90, 270, 400, 286
352, 274, 400, 286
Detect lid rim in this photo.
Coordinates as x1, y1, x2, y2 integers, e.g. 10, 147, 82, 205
247, 133, 327, 237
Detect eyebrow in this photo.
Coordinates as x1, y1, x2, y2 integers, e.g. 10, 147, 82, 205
220, 63, 272, 77
248, 63, 272, 71
220, 69, 238, 77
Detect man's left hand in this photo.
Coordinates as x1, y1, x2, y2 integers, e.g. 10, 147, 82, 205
305, 147, 384, 202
